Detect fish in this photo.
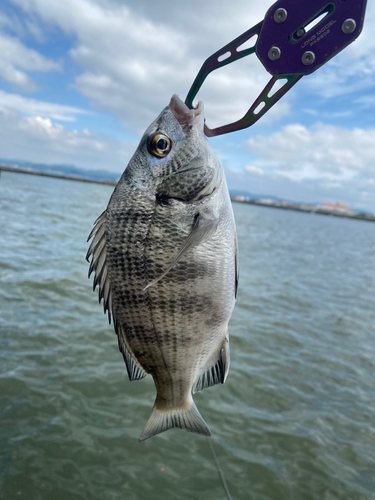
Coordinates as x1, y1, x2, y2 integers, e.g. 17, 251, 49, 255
86, 95, 238, 441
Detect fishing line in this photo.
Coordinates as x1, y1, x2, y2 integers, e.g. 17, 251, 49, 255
207, 437, 233, 500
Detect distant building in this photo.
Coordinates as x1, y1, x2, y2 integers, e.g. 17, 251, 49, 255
232, 195, 250, 202
257, 198, 274, 205
229, 194, 369, 219
319, 203, 355, 215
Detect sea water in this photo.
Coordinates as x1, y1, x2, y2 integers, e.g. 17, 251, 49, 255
1, 171, 375, 500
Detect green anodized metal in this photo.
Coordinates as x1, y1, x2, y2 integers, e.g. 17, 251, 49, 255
184, 20, 301, 137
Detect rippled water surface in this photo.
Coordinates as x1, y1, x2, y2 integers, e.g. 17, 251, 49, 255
1, 171, 375, 500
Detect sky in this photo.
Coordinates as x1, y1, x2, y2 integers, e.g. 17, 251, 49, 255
0, 0, 374, 212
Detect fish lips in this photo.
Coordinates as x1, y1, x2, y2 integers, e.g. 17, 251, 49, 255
169, 94, 204, 133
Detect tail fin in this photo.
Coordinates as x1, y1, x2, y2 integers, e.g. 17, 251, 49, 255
139, 397, 211, 442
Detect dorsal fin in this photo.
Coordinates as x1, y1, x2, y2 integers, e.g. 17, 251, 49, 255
87, 212, 147, 382
193, 337, 230, 393
86, 210, 112, 322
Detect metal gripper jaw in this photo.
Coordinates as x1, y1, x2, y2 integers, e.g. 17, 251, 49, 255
185, 0, 367, 136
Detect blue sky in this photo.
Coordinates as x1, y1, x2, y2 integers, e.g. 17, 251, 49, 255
0, 0, 374, 211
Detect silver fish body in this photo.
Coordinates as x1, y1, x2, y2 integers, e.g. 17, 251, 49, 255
87, 95, 238, 441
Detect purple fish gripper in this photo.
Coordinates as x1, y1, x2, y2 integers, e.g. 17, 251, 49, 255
185, 0, 367, 136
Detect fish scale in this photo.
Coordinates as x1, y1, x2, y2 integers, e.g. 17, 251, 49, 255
87, 95, 238, 441
108, 197, 158, 365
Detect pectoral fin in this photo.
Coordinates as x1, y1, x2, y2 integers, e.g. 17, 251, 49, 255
144, 213, 219, 290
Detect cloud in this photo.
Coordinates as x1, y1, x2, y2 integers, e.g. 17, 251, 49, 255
9, 0, 375, 128
8, 0, 290, 131
0, 106, 137, 171
301, 1, 375, 99
241, 122, 375, 211
0, 32, 61, 92
3, 0, 374, 212
244, 165, 264, 176
0, 11, 25, 37
276, 164, 357, 183
247, 123, 375, 180
0, 90, 90, 121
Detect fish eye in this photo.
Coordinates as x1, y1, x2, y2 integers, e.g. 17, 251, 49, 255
148, 134, 172, 158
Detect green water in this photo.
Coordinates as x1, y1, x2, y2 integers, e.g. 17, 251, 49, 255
1, 171, 375, 500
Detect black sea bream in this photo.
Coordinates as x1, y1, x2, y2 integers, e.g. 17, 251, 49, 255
87, 95, 238, 441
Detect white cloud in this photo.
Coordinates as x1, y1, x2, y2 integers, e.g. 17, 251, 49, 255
247, 123, 375, 178
0, 32, 60, 92
0, 9, 50, 42
302, 1, 375, 99
0, 106, 136, 171
2, 0, 374, 212
241, 122, 375, 210
244, 165, 264, 176
0, 90, 90, 121
9, 0, 374, 126
8, 0, 288, 131
0, 11, 25, 37
276, 165, 357, 183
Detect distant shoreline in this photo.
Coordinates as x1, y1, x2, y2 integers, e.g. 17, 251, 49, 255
2, 165, 373, 222
231, 198, 375, 223
0, 165, 117, 186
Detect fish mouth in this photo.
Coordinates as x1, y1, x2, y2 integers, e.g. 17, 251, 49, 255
169, 94, 204, 132
174, 165, 205, 176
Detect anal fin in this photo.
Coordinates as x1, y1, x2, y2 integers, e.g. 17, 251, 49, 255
117, 329, 147, 382
193, 337, 230, 393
